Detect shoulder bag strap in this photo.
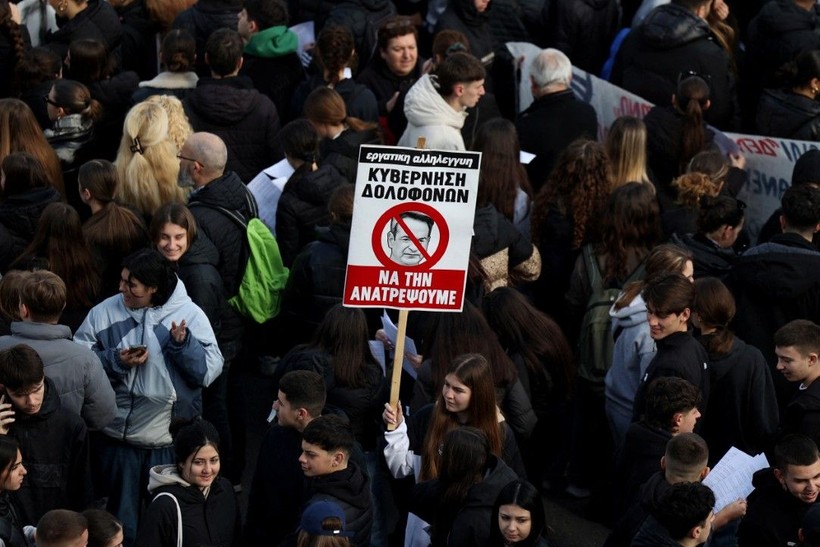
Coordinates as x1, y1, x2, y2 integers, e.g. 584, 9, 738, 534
153, 492, 183, 547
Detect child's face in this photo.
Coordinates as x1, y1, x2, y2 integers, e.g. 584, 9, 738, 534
7, 380, 45, 415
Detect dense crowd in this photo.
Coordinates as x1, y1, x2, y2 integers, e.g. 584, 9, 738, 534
0, 0, 819, 545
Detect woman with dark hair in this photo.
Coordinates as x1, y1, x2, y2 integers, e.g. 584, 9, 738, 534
644, 75, 714, 212
0, 98, 64, 194
10, 202, 100, 329
293, 25, 378, 123
79, 159, 149, 296
482, 287, 573, 483
83, 509, 124, 547
131, 29, 198, 104
15, 47, 61, 129
303, 86, 381, 185
42, 0, 122, 61
44, 78, 104, 206
412, 427, 518, 546
136, 419, 240, 546
693, 277, 778, 464
275, 118, 348, 267
756, 50, 820, 141
66, 39, 139, 160
605, 244, 694, 448
671, 195, 745, 280
472, 118, 533, 238
0, 0, 29, 99
412, 301, 536, 439
489, 480, 549, 547
74, 248, 222, 545
531, 139, 612, 327
0, 436, 31, 547
0, 152, 61, 272
0, 271, 28, 335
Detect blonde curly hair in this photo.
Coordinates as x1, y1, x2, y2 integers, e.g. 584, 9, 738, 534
143, 94, 193, 153
672, 172, 721, 209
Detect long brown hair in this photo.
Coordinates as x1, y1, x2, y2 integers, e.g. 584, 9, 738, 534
309, 304, 379, 389
531, 139, 611, 249
675, 76, 710, 172
420, 354, 502, 481
693, 277, 736, 355
614, 243, 692, 311
0, 0, 25, 91
472, 118, 533, 220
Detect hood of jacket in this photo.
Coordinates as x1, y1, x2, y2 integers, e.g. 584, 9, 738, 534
671, 232, 735, 276
753, 0, 820, 36
453, 0, 490, 26
624, 421, 673, 461
147, 464, 190, 493
610, 292, 648, 330
186, 76, 269, 126
189, 171, 252, 215
734, 237, 820, 299
244, 25, 298, 58
471, 204, 509, 257
316, 222, 351, 252
179, 232, 220, 268
306, 462, 371, 512
462, 457, 518, 509
705, 337, 745, 382
285, 164, 347, 207
638, 3, 712, 50
404, 74, 467, 130
638, 471, 672, 512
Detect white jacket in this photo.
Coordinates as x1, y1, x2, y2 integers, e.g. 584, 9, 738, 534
398, 74, 467, 151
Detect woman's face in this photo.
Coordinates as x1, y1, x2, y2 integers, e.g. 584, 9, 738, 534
156, 223, 189, 262
474, 0, 490, 12
180, 444, 220, 489
45, 86, 60, 122
498, 503, 533, 544
118, 268, 157, 309
381, 33, 418, 77
442, 373, 471, 415
0, 450, 26, 492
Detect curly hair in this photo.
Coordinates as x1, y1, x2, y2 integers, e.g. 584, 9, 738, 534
672, 172, 721, 210
532, 139, 611, 248
114, 102, 185, 216
315, 25, 355, 84
143, 94, 193, 153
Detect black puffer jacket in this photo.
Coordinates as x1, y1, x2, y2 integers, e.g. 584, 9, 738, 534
611, 3, 738, 130
323, 0, 397, 73
755, 88, 820, 141
88, 71, 140, 161
292, 75, 379, 123
435, 0, 497, 62
547, 0, 619, 75
613, 422, 671, 513
177, 233, 242, 361
670, 232, 736, 281
44, 0, 122, 60
188, 171, 256, 296
184, 76, 283, 184
0, 186, 61, 271
275, 164, 347, 267
303, 462, 372, 547
172, 0, 243, 77
280, 223, 350, 347
320, 126, 380, 184
116, 0, 160, 81
240, 52, 305, 124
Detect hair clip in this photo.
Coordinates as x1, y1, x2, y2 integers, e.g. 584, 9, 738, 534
445, 42, 467, 56
130, 137, 144, 155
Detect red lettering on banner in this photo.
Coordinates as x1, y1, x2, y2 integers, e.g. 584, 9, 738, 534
735, 137, 779, 157
344, 266, 466, 310
613, 97, 651, 119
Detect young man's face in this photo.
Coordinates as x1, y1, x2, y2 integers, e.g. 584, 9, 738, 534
777, 461, 820, 504
675, 407, 701, 434
273, 390, 300, 429
6, 379, 45, 415
298, 440, 340, 477
776, 345, 818, 383
646, 306, 690, 341
695, 511, 714, 545
457, 79, 485, 109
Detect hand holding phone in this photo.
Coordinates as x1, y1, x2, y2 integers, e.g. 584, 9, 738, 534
119, 346, 149, 367
0, 395, 15, 435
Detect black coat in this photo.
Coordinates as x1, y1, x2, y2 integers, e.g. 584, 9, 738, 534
240, 52, 305, 124
188, 171, 256, 296
435, 0, 497, 63
323, 0, 397, 73
631, 515, 680, 547
611, 3, 738, 130
613, 422, 671, 515
116, 0, 160, 81
44, 0, 123, 60
137, 477, 240, 547
737, 468, 811, 547
276, 164, 348, 267
605, 471, 671, 547
782, 377, 820, 449
184, 77, 283, 183
531, 205, 576, 328
357, 55, 423, 117
699, 337, 779, 464
0, 186, 61, 272
292, 75, 379, 123
546, 0, 619, 75
172, 0, 242, 77
0, 24, 30, 99
411, 456, 518, 547
0, 492, 30, 547
670, 232, 736, 281
472, 204, 533, 264
755, 88, 820, 141
516, 90, 598, 190
302, 462, 372, 547
633, 331, 711, 421
8, 378, 92, 525
319, 127, 380, 184
87, 71, 140, 161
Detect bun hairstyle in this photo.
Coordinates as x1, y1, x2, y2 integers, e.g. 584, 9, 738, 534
776, 50, 820, 89
171, 419, 220, 466
51, 79, 103, 122
160, 29, 196, 73
697, 194, 744, 234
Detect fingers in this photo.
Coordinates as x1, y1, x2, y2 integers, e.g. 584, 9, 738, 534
382, 401, 404, 426
0, 403, 15, 433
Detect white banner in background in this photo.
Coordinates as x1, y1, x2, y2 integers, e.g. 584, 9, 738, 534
507, 42, 820, 240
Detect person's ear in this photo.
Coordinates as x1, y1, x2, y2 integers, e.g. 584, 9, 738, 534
454, 83, 465, 97
18, 302, 29, 320
660, 455, 667, 471
779, 214, 787, 232
774, 467, 786, 487
236, 56, 244, 71
809, 352, 819, 367
331, 450, 344, 467
704, 99, 712, 110
700, 466, 710, 480
672, 412, 683, 430
680, 307, 691, 323
248, 19, 258, 33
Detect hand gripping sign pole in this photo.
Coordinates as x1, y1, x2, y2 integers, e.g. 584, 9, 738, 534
386, 138, 423, 431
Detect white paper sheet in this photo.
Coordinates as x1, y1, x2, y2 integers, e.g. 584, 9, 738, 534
380, 310, 419, 380
702, 447, 769, 513
369, 340, 386, 375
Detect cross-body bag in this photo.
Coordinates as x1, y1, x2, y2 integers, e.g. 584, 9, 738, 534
153, 492, 183, 547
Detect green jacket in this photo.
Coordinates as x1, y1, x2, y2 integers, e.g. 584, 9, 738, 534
244, 25, 298, 58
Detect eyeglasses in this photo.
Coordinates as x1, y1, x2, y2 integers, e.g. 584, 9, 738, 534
42, 95, 59, 107
176, 153, 202, 166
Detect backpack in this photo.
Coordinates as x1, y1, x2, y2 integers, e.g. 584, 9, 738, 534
190, 201, 290, 324
577, 244, 646, 392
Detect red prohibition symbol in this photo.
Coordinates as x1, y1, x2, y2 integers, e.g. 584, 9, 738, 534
371, 202, 450, 270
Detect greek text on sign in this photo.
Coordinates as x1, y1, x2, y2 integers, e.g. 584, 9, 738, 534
343, 145, 481, 312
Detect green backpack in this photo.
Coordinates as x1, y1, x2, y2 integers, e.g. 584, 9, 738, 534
577, 244, 646, 392
191, 202, 289, 323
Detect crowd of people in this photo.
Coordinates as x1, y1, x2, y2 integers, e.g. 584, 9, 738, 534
0, 0, 819, 545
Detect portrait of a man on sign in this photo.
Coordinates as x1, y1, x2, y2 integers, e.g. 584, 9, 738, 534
386, 212, 434, 266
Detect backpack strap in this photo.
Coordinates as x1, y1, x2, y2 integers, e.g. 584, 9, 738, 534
582, 244, 603, 292
189, 201, 248, 230
153, 492, 183, 547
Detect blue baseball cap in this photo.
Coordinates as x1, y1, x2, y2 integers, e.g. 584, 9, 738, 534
299, 500, 355, 538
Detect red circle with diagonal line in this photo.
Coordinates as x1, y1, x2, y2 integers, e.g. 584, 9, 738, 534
372, 203, 449, 270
